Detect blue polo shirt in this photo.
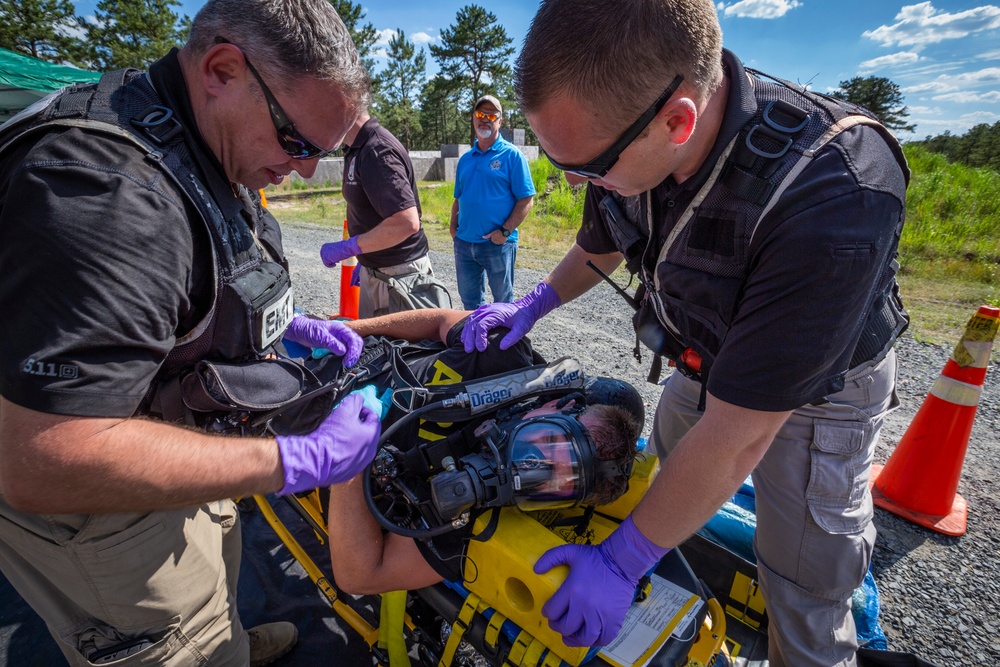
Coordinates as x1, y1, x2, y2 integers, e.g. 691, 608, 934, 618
454, 135, 535, 243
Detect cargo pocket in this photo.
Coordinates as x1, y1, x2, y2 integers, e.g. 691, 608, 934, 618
806, 418, 873, 534
70, 618, 207, 666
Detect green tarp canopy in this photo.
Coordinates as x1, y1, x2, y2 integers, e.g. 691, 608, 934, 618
0, 48, 101, 121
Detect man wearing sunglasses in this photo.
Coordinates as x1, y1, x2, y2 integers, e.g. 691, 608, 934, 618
0, 1, 381, 665
462, 1, 909, 665
450, 94, 536, 310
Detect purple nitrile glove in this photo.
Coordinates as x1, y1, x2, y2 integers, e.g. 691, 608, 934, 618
461, 282, 561, 353
283, 315, 363, 367
320, 236, 361, 268
533, 514, 670, 647
275, 393, 381, 494
350, 263, 361, 286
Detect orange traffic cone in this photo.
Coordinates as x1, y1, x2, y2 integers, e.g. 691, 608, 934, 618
869, 305, 999, 536
338, 219, 360, 319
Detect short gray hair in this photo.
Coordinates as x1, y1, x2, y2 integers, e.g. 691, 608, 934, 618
516, 0, 723, 134
186, 0, 370, 110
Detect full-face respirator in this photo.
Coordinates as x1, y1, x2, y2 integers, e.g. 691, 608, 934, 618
362, 359, 643, 540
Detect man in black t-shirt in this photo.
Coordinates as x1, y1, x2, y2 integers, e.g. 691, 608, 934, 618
461, 1, 908, 663
320, 111, 435, 318
0, 2, 379, 665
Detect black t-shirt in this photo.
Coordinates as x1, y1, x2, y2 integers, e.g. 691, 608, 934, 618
576, 50, 907, 411
342, 117, 429, 268
0, 51, 259, 417
374, 317, 541, 581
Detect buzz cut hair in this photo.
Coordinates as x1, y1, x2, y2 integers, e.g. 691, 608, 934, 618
515, 0, 724, 135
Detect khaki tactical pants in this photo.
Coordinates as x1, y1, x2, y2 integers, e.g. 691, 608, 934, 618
651, 349, 898, 667
0, 498, 249, 666
358, 254, 434, 319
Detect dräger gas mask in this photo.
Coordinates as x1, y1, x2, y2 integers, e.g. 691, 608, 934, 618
429, 403, 629, 523
363, 359, 640, 540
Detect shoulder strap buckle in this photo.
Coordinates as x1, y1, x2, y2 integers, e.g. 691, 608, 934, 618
131, 105, 183, 146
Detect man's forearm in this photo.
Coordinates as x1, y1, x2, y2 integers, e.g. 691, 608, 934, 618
502, 196, 534, 232
328, 475, 444, 594
344, 308, 468, 343
354, 207, 421, 255
450, 200, 459, 238
545, 243, 623, 304
0, 398, 283, 514
631, 394, 791, 548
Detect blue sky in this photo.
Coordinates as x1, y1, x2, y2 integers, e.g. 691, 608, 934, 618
74, 0, 1000, 140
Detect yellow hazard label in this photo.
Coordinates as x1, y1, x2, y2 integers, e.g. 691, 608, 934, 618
953, 342, 975, 367
963, 313, 1000, 343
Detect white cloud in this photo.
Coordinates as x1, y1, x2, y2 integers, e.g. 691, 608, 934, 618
908, 105, 942, 114
858, 51, 921, 73
904, 80, 953, 94
951, 66, 1000, 86
978, 49, 1000, 60
374, 28, 397, 47
903, 66, 1000, 95
863, 2, 1000, 48
960, 109, 1000, 123
932, 90, 1000, 103
718, 0, 801, 19
412, 31, 436, 44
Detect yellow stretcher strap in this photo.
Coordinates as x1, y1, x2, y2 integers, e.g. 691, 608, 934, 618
521, 637, 547, 666
485, 610, 507, 651
439, 593, 482, 666
505, 630, 533, 666
378, 590, 410, 667
540, 650, 563, 667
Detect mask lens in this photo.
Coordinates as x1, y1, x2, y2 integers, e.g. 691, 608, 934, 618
508, 420, 582, 510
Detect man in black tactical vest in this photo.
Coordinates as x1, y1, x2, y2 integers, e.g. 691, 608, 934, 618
0, 1, 381, 665
462, 1, 909, 665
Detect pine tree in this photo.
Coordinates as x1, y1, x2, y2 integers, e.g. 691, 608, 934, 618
377, 30, 426, 150
72, 0, 187, 71
429, 4, 514, 143
832, 76, 916, 133
328, 0, 378, 94
0, 0, 80, 63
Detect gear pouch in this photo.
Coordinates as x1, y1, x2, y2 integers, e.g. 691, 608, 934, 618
179, 355, 351, 436
216, 261, 294, 357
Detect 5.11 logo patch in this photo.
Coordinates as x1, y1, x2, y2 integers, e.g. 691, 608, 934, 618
22, 357, 79, 379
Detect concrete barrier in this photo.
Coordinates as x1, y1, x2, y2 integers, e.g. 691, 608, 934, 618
278, 137, 538, 188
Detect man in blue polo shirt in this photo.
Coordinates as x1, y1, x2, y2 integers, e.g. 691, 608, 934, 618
450, 94, 535, 309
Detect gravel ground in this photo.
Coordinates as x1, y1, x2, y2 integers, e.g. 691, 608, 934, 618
283, 220, 999, 666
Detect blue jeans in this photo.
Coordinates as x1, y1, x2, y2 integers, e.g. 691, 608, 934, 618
453, 238, 517, 309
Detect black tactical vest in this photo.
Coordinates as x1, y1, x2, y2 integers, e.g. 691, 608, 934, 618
604, 69, 910, 386
0, 70, 296, 429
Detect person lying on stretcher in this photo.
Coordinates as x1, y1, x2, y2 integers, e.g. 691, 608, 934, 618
313, 308, 642, 591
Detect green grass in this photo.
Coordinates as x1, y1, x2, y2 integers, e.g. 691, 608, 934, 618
266, 150, 1000, 349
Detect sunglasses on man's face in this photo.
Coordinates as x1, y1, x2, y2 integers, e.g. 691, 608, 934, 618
475, 110, 500, 122
215, 37, 337, 160
546, 74, 685, 179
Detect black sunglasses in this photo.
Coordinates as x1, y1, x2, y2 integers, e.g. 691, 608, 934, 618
216, 37, 337, 160
546, 74, 684, 179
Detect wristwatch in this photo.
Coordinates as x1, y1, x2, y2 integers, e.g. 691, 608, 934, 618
500, 227, 511, 237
